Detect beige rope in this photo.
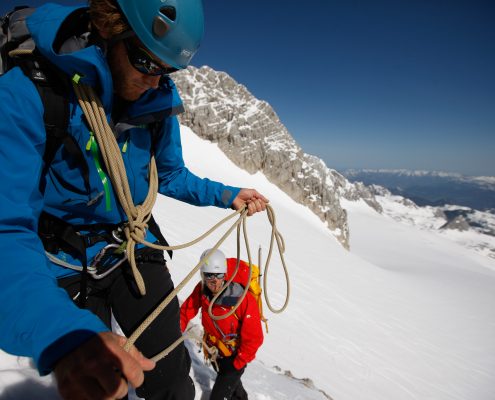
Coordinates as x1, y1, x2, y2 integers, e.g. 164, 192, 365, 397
8, 49, 34, 57
207, 202, 290, 322
151, 324, 218, 367
73, 81, 158, 295
123, 207, 249, 352
71, 80, 290, 361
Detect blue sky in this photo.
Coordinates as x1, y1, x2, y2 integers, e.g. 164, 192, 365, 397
2, 1, 494, 176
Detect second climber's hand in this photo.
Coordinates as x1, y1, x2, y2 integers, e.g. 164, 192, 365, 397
54, 331, 155, 400
231, 188, 269, 216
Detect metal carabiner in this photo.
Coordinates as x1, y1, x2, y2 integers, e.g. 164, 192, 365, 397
89, 243, 128, 280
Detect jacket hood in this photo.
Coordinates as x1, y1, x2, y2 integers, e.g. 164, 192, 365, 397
27, 3, 113, 108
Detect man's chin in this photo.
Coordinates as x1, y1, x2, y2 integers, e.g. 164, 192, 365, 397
117, 87, 146, 102
120, 93, 142, 102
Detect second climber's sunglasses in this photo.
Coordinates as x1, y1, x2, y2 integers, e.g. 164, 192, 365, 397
204, 273, 226, 280
123, 38, 178, 76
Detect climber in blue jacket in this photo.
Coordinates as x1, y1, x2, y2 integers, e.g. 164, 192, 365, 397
0, 0, 268, 399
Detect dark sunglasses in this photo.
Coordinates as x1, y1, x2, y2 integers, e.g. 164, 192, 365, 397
203, 273, 226, 280
123, 38, 178, 76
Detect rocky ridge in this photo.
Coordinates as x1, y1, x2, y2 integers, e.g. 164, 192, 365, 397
173, 66, 380, 248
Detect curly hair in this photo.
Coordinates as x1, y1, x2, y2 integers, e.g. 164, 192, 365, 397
88, 0, 129, 38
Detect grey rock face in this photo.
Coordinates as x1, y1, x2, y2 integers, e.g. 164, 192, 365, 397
173, 66, 379, 249
440, 215, 470, 231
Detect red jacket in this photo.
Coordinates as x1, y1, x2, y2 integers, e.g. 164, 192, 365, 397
180, 281, 264, 370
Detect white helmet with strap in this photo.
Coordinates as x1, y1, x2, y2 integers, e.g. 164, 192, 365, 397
199, 249, 227, 275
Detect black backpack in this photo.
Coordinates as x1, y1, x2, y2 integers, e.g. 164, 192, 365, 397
0, 6, 92, 192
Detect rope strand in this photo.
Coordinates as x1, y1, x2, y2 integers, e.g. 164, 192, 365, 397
71, 80, 290, 362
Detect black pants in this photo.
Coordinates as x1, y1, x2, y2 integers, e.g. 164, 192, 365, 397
210, 356, 248, 400
58, 247, 195, 400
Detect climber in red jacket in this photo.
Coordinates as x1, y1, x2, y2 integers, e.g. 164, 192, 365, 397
180, 248, 264, 400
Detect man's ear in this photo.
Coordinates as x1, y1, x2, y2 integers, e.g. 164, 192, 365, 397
90, 19, 112, 39
98, 27, 111, 39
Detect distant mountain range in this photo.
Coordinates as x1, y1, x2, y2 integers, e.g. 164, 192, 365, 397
342, 169, 495, 211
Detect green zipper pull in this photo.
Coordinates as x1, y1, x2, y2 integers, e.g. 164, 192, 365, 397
122, 139, 128, 153
72, 73, 82, 84
86, 131, 93, 151
86, 132, 112, 212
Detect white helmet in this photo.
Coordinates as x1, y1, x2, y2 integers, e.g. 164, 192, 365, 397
199, 249, 227, 274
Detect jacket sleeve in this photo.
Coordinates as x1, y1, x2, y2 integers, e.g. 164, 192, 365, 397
180, 282, 203, 332
233, 292, 264, 370
154, 114, 241, 208
0, 69, 109, 375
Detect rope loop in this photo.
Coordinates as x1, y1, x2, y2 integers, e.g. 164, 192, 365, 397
71, 80, 290, 362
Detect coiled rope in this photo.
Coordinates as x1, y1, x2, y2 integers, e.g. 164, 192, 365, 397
72, 79, 290, 361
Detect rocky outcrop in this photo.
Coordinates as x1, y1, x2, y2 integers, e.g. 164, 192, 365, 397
440, 216, 470, 231
173, 66, 374, 248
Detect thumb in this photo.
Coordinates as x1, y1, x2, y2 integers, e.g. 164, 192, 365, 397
128, 345, 156, 371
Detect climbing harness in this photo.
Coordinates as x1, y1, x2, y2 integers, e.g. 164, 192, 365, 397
204, 331, 238, 358
210, 314, 239, 357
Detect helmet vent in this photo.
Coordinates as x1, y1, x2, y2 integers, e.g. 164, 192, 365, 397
160, 6, 177, 22
153, 16, 170, 38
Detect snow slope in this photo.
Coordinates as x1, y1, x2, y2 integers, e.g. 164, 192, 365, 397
381, 196, 495, 261
1, 126, 494, 400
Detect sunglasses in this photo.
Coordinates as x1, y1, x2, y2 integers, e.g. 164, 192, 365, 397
123, 38, 178, 76
203, 273, 226, 280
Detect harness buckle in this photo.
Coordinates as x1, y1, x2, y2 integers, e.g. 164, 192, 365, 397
89, 242, 127, 280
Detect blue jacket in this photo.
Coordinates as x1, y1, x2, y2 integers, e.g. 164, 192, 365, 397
0, 3, 240, 375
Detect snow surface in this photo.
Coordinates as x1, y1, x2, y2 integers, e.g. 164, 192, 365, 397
373, 191, 495, 261
1, 126, 494, 400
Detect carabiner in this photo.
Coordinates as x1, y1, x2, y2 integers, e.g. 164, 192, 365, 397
89, 243, 128, 280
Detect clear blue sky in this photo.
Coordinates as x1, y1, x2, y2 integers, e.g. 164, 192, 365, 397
2, 1, 494, 176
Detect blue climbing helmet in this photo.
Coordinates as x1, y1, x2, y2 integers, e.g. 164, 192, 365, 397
115, 0, 204, 69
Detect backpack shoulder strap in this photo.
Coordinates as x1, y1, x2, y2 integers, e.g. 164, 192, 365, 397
19, 55, 91, 194
25, 58, 70, 167
33, 57, 91, 189
2, 7, 91, 193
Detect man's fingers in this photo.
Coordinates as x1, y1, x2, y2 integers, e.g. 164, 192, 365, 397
128, 344, 156, 371
246, 198, 266, 215
232, 188, 269, 215
54, 332, 155, 400
103, 334, 155, 388
256, 198, 267, 211
116, 344, 155, 389
115, 353, 145, 389
254, 192, 269, 203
